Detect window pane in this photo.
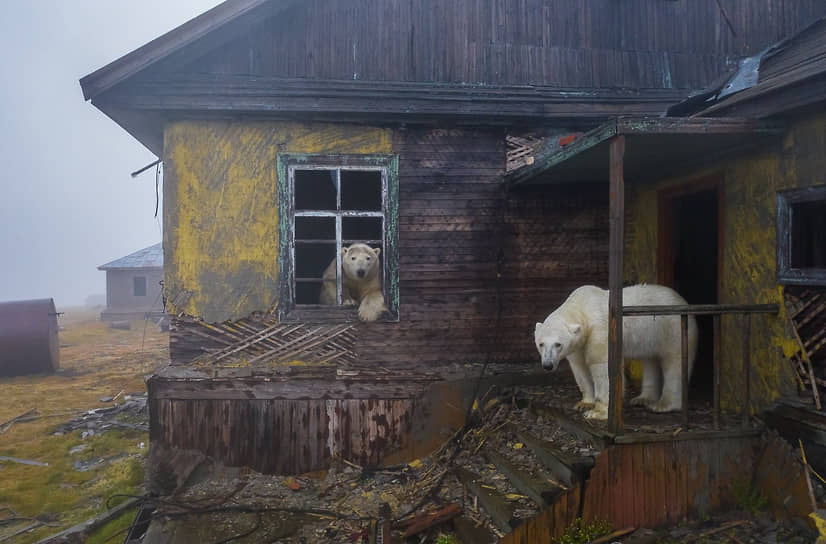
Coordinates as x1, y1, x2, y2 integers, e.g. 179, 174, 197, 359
295, 170, 336, 211
343, 217, 382, 242
341, 170, 382, 211
295, 216, 335, 240
791, 200, 826, 268
133, 276, 147, 297
295, 281, 322, 305
295, 242, 335, 279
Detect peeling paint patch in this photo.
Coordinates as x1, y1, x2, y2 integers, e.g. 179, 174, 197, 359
163, 121, 392, 323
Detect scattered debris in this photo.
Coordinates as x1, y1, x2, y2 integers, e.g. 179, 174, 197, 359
0, 456, 49, 467
52, 396, 148, 436
33, 496, 140, 544
109, 320, 131, 331
0, 409, 39, 434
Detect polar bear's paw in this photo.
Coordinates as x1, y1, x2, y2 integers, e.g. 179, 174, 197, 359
584, 404, 608, 420
649, 398, 680, 413
357, 292, 387, 322
630, 395, 655, 407
574, 400, 595, 411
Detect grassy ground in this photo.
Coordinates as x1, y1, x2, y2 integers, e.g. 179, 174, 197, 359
0, 307, 167, 543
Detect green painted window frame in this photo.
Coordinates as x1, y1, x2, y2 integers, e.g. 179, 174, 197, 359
776, 184, 826, 286
277, 153, 399, 322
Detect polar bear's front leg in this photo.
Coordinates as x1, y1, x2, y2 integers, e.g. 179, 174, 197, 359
584, 363, 609, 420
357, 291, 387, 322
567, 352, 595, 411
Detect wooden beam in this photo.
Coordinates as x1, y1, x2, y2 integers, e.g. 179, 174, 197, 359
482, 447, 564, 506
454, 467, 519, 534
608, 134, 625, 434
622, 303, 779, 316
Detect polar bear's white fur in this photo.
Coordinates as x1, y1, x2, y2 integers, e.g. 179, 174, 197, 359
319, 243, 386, 321
534, 284, 697, 420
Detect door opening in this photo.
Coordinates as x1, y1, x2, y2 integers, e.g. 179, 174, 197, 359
658, 179, 722, 402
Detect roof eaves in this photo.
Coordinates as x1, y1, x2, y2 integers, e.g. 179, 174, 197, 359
79, 0, 275, 101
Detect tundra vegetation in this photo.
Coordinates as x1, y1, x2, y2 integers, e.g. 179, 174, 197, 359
0, 308, 165, 543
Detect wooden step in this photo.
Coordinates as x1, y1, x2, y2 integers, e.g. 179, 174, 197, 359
453, 515, 496, 544
512, 425, 594, 488
530, 403, 613, 450
481, 446, 564, 507
454, 467, 521, 534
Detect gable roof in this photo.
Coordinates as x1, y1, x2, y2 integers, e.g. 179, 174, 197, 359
98, 243, 163, 270
80, 0, 292, 101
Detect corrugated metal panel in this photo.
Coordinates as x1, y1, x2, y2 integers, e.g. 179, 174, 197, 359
0, 298, 60, 377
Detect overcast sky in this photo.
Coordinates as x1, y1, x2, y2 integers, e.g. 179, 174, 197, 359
0, 1, 223, 308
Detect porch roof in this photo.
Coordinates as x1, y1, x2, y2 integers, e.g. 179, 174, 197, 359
505, 116, 786, 187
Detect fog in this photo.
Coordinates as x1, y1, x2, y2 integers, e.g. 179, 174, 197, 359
0, 1, 222, 308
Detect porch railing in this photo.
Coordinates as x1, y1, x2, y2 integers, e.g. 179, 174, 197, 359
611, 303, 779, 433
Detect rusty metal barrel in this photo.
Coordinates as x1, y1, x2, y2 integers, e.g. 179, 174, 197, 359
0, 298, 60, 377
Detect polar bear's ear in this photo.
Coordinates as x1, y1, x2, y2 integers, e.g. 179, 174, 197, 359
372, 247, 381, 257
567, 323, 582, 335
535, 322, 542, 330
341, 246, 350, 256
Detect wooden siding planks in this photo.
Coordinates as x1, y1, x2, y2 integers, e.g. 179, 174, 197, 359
171, 0, 826, 90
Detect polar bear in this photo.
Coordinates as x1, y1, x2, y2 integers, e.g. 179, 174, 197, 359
319, 243, 387, 321
534, 284, 697, 420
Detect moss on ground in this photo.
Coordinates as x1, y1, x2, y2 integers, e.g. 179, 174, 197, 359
0, 308, 166, 543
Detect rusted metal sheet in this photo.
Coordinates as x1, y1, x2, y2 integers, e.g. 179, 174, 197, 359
0, 298, 59, 377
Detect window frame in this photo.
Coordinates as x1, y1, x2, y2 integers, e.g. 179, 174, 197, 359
277, 153, 399, 322
776, 184, 826, 285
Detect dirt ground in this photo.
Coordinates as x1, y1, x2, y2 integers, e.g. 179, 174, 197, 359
0, 307, 167, 543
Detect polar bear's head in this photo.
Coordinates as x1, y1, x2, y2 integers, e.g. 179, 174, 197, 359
341, 244, 381, 280
534, 319, 582, 371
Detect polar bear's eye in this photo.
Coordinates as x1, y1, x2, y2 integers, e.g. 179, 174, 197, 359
553, 342, 562, 349
365, 257, 371, 261
538, 342, 545, 348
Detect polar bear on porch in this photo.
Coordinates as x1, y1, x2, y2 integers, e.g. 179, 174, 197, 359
319, 243, 387, 321
534, 284, 697, 420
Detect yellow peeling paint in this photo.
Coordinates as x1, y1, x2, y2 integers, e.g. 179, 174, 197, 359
163, 120, 392, 323
624, 113, 826, 412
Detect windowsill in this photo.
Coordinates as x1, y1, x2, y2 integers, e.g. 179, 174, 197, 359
281, 305, 400, 323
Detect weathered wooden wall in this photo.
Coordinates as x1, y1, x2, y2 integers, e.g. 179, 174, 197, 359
164, 121, 609, 367
176, 0, 825, 90
624, 112, 826, 411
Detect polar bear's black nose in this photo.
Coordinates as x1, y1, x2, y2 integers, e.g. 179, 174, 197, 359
357, 269, 366, 278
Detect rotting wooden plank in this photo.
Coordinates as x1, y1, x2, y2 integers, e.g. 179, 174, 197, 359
514, 427, 594, 488
482, 447, 563, 507
453, 515, 495, 544
529, 404, 612, 450
454, 467, 519, 534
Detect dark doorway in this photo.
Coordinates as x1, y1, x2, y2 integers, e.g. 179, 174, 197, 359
658, 179, 722, 401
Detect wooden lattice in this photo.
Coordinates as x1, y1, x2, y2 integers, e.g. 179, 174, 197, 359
506, 134, 542, 172
170, 314, 357, 366
784, 286, 826, 408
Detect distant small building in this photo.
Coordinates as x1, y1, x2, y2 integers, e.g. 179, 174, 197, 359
97, 243, 164, 321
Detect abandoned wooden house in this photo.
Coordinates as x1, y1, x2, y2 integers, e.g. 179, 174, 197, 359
80, 0, 826, 539
97, 243, 165, 321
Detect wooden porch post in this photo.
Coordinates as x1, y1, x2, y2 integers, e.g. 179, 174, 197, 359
608, 135, 625, 434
